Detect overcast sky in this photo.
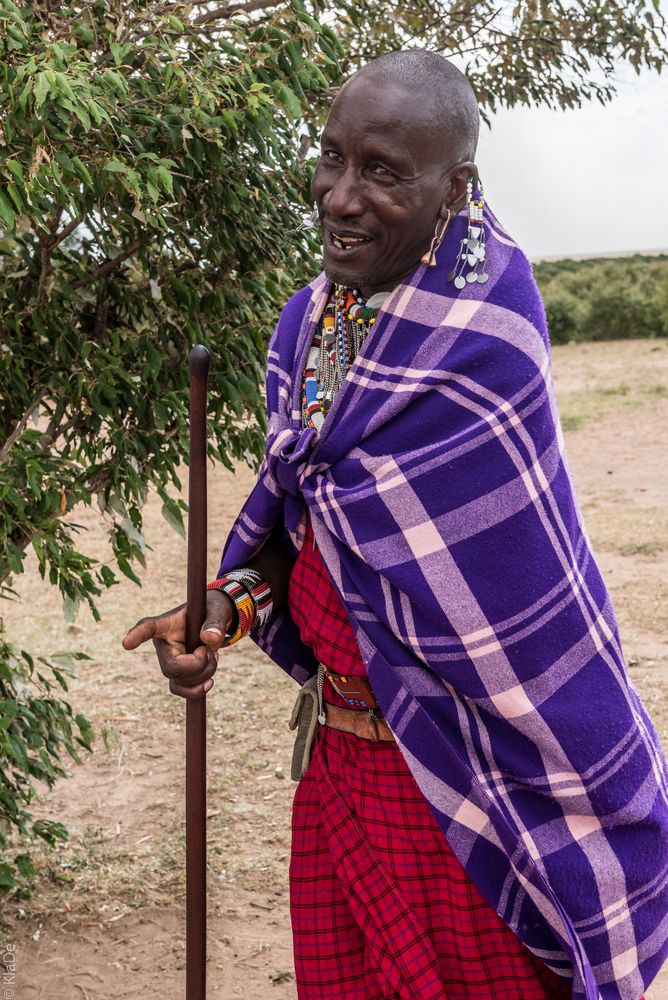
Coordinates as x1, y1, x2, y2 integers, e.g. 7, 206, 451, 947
476, 65, 668, 259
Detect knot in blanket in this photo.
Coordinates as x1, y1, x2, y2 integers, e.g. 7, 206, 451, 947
266, 425, 318, 497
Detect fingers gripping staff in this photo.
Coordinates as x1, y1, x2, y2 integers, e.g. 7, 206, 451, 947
185, 344, 210, 1000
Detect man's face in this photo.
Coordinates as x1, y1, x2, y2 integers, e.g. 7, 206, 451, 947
311, 76, 454, 299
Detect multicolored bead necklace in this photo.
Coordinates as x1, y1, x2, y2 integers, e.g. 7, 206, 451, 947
302, 285, 379, 431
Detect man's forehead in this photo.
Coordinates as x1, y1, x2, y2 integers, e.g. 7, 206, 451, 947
328, 76, 438, 130
323, 78, 450, 166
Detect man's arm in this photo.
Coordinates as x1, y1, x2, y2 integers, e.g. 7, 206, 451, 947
246, 526, 293, 611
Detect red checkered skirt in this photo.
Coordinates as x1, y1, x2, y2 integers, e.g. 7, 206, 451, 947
290, 725, 573, 1000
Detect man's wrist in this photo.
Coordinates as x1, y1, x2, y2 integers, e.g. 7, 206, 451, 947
223, 569, 273, 632
206, 568, 273, 645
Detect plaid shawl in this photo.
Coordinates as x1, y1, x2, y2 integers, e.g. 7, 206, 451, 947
219, 206, 668, 1000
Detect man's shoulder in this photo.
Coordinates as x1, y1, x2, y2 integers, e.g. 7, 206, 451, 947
269, 273, 329, 359
266, 273, 329, 374
278, 273, 328, 326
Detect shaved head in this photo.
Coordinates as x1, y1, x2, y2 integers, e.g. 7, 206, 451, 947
341, 51, 480, 164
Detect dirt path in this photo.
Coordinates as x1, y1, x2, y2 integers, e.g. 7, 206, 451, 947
1, 338, 667, 998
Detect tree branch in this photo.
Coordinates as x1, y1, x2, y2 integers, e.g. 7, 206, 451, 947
94, 296, 110, 340
97, 242, 140, 278
0, 393, 48, 462
35, 208, 63, 307
51, 215, 85, 249
193, 0, 281, 26
70, 242, 141, 289
32, 214, 85, 308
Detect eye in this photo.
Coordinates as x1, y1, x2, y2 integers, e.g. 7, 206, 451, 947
369, 164, 395, 179
321, 149, 342, 164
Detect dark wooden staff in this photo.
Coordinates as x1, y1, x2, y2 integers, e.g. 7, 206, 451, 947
185, 345, 210, 1000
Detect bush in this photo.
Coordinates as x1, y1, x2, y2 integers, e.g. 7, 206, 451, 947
584, 287, 663, 341
0, 0, 338, 892
534, 255, 668, 345
544, 294, 583, 345
0, 627, 92, 892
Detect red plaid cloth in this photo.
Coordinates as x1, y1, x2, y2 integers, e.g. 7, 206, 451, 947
288, 515, 573, 998
291, 728, 572, 999
288, 515, 367, 711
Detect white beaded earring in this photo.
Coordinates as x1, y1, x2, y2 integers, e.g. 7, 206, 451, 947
448, 178, 489, 287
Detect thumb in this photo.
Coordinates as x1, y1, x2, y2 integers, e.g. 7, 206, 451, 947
200, 591, 234, 651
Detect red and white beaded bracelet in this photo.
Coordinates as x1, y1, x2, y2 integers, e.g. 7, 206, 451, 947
206, 568, 273, 645
206, 576, 256, 646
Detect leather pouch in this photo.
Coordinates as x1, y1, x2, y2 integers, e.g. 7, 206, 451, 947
288, 674, 320, 781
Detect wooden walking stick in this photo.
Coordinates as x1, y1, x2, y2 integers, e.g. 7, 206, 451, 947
185, 345, 210, 1000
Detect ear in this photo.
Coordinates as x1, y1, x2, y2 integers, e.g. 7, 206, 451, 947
439, 161, 479, 219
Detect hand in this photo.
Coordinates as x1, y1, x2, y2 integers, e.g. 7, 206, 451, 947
122, 590, 234, 699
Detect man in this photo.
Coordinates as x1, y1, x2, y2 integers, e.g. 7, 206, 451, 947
124, 51, 667, 999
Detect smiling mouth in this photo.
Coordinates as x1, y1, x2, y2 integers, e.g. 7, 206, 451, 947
329, 231, 372, 252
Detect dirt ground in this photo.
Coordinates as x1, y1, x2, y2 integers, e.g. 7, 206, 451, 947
1, 337, 667, 999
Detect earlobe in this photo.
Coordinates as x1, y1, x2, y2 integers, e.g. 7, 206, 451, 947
421, 209, 452, 266
438, 177, 456, 220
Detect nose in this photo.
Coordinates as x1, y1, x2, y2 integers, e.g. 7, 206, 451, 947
323, 165, 365, 219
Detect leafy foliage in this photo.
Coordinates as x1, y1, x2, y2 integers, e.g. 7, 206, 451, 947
0, 625, 93, 892
534, 255, 668, 345
0, 0, 341, 890
0, 0, 665, 889
335, 0, 668, 118
0, 0, 343, 609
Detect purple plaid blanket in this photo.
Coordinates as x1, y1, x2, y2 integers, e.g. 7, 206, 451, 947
219, 207, 668, 999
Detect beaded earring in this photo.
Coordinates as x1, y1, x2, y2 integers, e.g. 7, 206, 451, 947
448, 178, 489, 287
420, 210, 452, 266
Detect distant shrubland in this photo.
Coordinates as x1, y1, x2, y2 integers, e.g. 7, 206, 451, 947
533, 255, 668, 345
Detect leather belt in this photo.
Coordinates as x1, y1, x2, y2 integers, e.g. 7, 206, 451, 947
323, 670, 379, 710
324, 703, 394, 742
290, 671, 393, 781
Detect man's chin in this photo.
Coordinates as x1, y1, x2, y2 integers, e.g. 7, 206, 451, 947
323, 261, 373, 292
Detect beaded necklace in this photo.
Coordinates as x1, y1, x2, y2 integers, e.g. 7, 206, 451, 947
302, 286, 379, 431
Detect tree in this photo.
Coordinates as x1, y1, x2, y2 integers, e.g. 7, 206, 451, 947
335, 0, 667, 116
0, 0, 341, 891
1, 0, 665, 890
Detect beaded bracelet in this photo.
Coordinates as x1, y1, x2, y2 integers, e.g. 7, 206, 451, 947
206, 568, 273, 645
224, 569, 273, 632
206, 577, 255, 646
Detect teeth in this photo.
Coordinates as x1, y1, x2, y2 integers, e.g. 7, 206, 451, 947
332, 233, 367, 250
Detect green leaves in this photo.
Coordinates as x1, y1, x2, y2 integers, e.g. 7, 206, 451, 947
330, 0, 666, 115
0, 190, 16, 228
0, 631, 93, 893
103, 159, 128, 174
33, 71, 49, 108
271, 80, 303, 119
0, 2, 322, 629
161, 497, 187, 539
